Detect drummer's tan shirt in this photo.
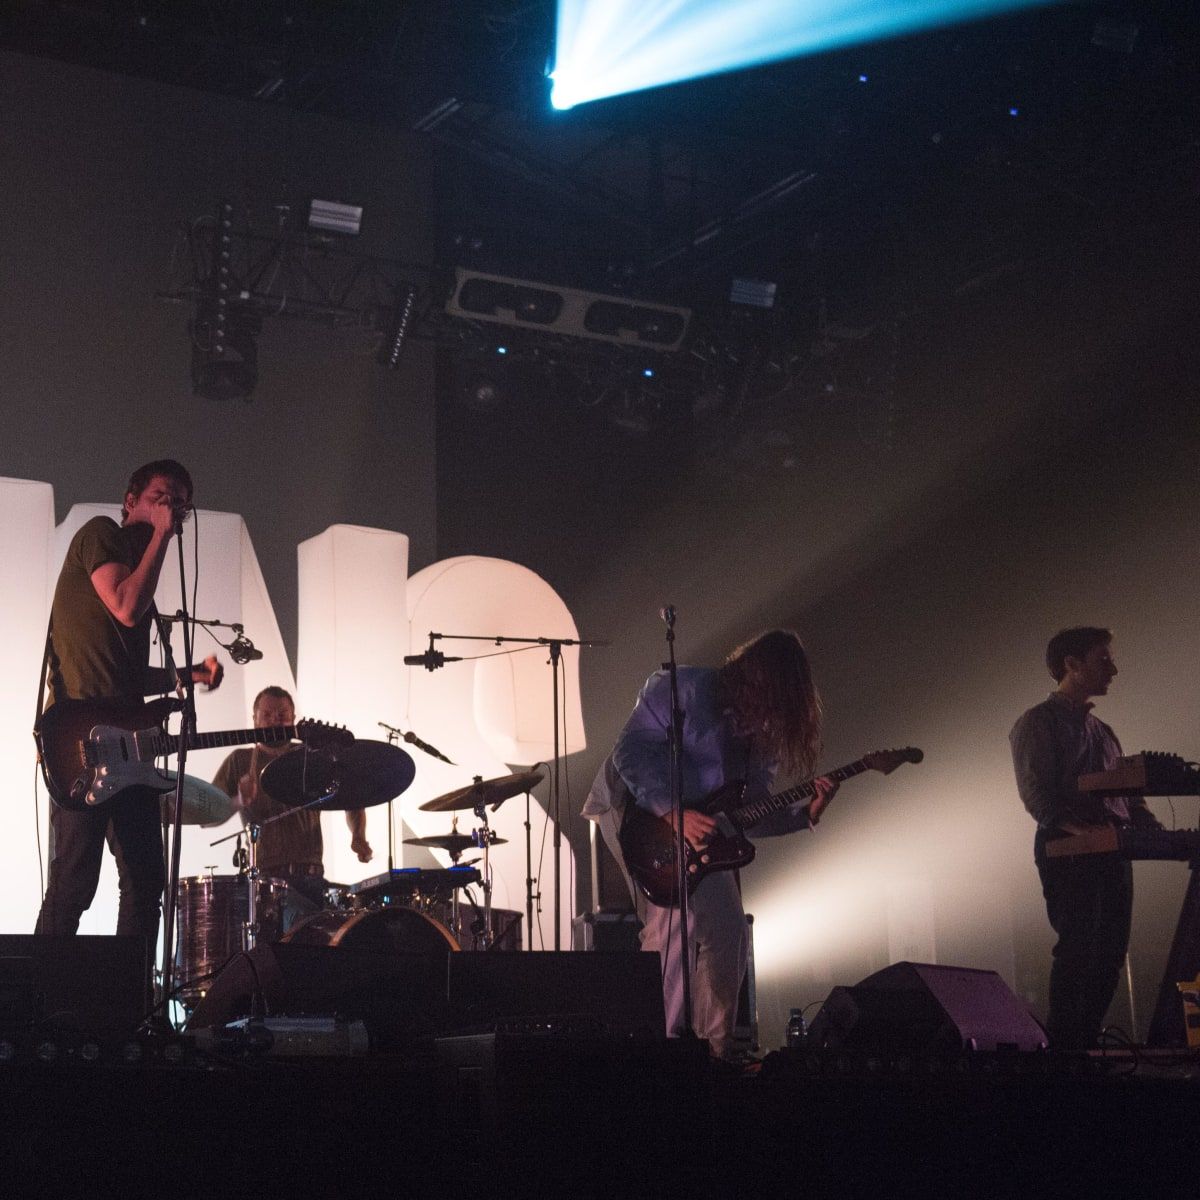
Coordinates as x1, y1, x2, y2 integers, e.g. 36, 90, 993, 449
211, 746, 323, 872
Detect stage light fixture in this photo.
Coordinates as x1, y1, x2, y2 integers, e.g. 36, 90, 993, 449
447, 268, 691, 350
377, 284, 418, 370
461, 373, 509, 413
551, 0, 1057, 110
190, 300, 260, 400
730, 278, 778, 309
308, 198, 363, 236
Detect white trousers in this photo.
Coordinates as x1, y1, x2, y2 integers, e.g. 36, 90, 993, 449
640, 871, 748, 1058
590, 805, 747, 1057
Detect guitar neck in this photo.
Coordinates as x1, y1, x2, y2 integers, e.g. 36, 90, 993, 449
151, 725, 298, 758
728, 758, 874, 830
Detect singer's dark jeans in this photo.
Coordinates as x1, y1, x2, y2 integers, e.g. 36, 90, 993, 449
36, 787, 165, 942
1036, 830, 1133, 1050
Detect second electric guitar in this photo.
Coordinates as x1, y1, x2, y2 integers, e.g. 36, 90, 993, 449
618, 746, 923, 907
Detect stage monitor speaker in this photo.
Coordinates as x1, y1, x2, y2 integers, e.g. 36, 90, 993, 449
446, 951, 664, 1038
188, 944, 451, 1049
808, 961, 1047, 1054
0, 935, 150, 1040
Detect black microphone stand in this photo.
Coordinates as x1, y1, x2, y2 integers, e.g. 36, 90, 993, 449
420, 631, 608, 950
663, 607, 695, 1038
159, 523, 197, 1022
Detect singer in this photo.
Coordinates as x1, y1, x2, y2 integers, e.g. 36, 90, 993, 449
35, 459, 224, 941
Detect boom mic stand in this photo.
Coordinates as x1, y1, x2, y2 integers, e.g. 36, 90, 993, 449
416, 631, 608, 950
159, 520, 197, 1021
662, 605, 695, 1038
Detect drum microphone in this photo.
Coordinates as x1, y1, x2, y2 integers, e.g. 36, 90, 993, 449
402, 649, 462, 671
377, 722, 455, 764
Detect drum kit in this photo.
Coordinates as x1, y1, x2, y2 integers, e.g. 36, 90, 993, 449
173, 738, 544, 1010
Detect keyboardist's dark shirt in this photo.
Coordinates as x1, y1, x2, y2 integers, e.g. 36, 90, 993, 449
1009, 692, 1153, 832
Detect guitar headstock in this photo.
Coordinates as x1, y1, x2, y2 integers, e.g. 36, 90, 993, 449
296, 720, 355, 752
863, 746, 924, 774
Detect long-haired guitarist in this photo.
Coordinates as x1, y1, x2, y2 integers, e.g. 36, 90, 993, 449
585, 629, 839, 1060
35, 460, 223, 941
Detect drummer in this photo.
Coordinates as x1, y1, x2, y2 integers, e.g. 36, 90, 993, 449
211, 686, 373, 905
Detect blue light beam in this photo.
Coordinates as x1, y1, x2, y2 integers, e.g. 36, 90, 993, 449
551, 0, 1057, 110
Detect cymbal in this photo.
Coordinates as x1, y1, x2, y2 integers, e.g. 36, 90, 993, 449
260, 740, 416, 811
160, 772, 237, 826
419, 770, 545, 813
403, 832, 508, 854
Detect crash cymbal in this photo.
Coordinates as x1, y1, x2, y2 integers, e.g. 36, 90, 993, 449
419, 770, 545, 813
260, 740, 416, 811
160, 772, 237, 826
403, 831, 508, 854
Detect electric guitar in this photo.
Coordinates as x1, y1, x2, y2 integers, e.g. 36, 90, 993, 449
36, 696, 354, 810
618, 746, 923, 907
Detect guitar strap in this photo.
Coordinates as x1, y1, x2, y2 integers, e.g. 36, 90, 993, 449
31, 614, 53, 750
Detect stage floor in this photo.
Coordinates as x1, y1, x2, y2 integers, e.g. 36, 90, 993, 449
3, 1039, 1200, 1199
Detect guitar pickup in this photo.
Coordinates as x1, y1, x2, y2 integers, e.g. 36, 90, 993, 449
714, 812, 737, 838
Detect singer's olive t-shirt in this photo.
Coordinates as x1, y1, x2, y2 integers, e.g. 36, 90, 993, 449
47, 516, 157, 705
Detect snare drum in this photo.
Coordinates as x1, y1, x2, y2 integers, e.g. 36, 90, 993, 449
174, 874, 314, 1006
282, 905, 460, 955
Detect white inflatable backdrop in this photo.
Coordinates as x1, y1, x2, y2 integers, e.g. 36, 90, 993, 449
0, 478, 584, 953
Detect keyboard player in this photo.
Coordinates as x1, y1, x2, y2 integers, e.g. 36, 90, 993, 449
1009, 626, 1161, 1050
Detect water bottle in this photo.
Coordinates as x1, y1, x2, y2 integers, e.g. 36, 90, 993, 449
786, 1007, 807, 1049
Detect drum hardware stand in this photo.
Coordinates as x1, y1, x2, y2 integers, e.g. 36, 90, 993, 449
422, 631, 610, 950
380, 725, 400, 873
472, 790, 496, 949
210, 774, 339, 950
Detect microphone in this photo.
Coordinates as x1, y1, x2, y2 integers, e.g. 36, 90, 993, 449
377, 722, 454, 764
403, 649, 463, 671
659, 605, 676, 626
229, 633, 264, 664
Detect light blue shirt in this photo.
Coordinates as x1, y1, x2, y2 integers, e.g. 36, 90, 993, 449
607, 666, 810, 836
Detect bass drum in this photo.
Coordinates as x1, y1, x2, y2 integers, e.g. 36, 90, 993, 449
281, 906, 460, 956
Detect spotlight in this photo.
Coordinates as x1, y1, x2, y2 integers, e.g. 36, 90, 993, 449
552, 0, 1054, 108
460, 373, 508, 413
377, 284, 418, 370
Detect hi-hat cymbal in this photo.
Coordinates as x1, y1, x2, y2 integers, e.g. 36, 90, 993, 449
403, 831, 508, 854
260, 740, 416, 811
419, 770, 545, 813
160, 772, 237, 826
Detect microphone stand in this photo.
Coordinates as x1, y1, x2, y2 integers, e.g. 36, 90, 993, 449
420, 631, 608, 950
381, 726, 398, 872
159, 524, 197, 1023
663, 607, 695, 1039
